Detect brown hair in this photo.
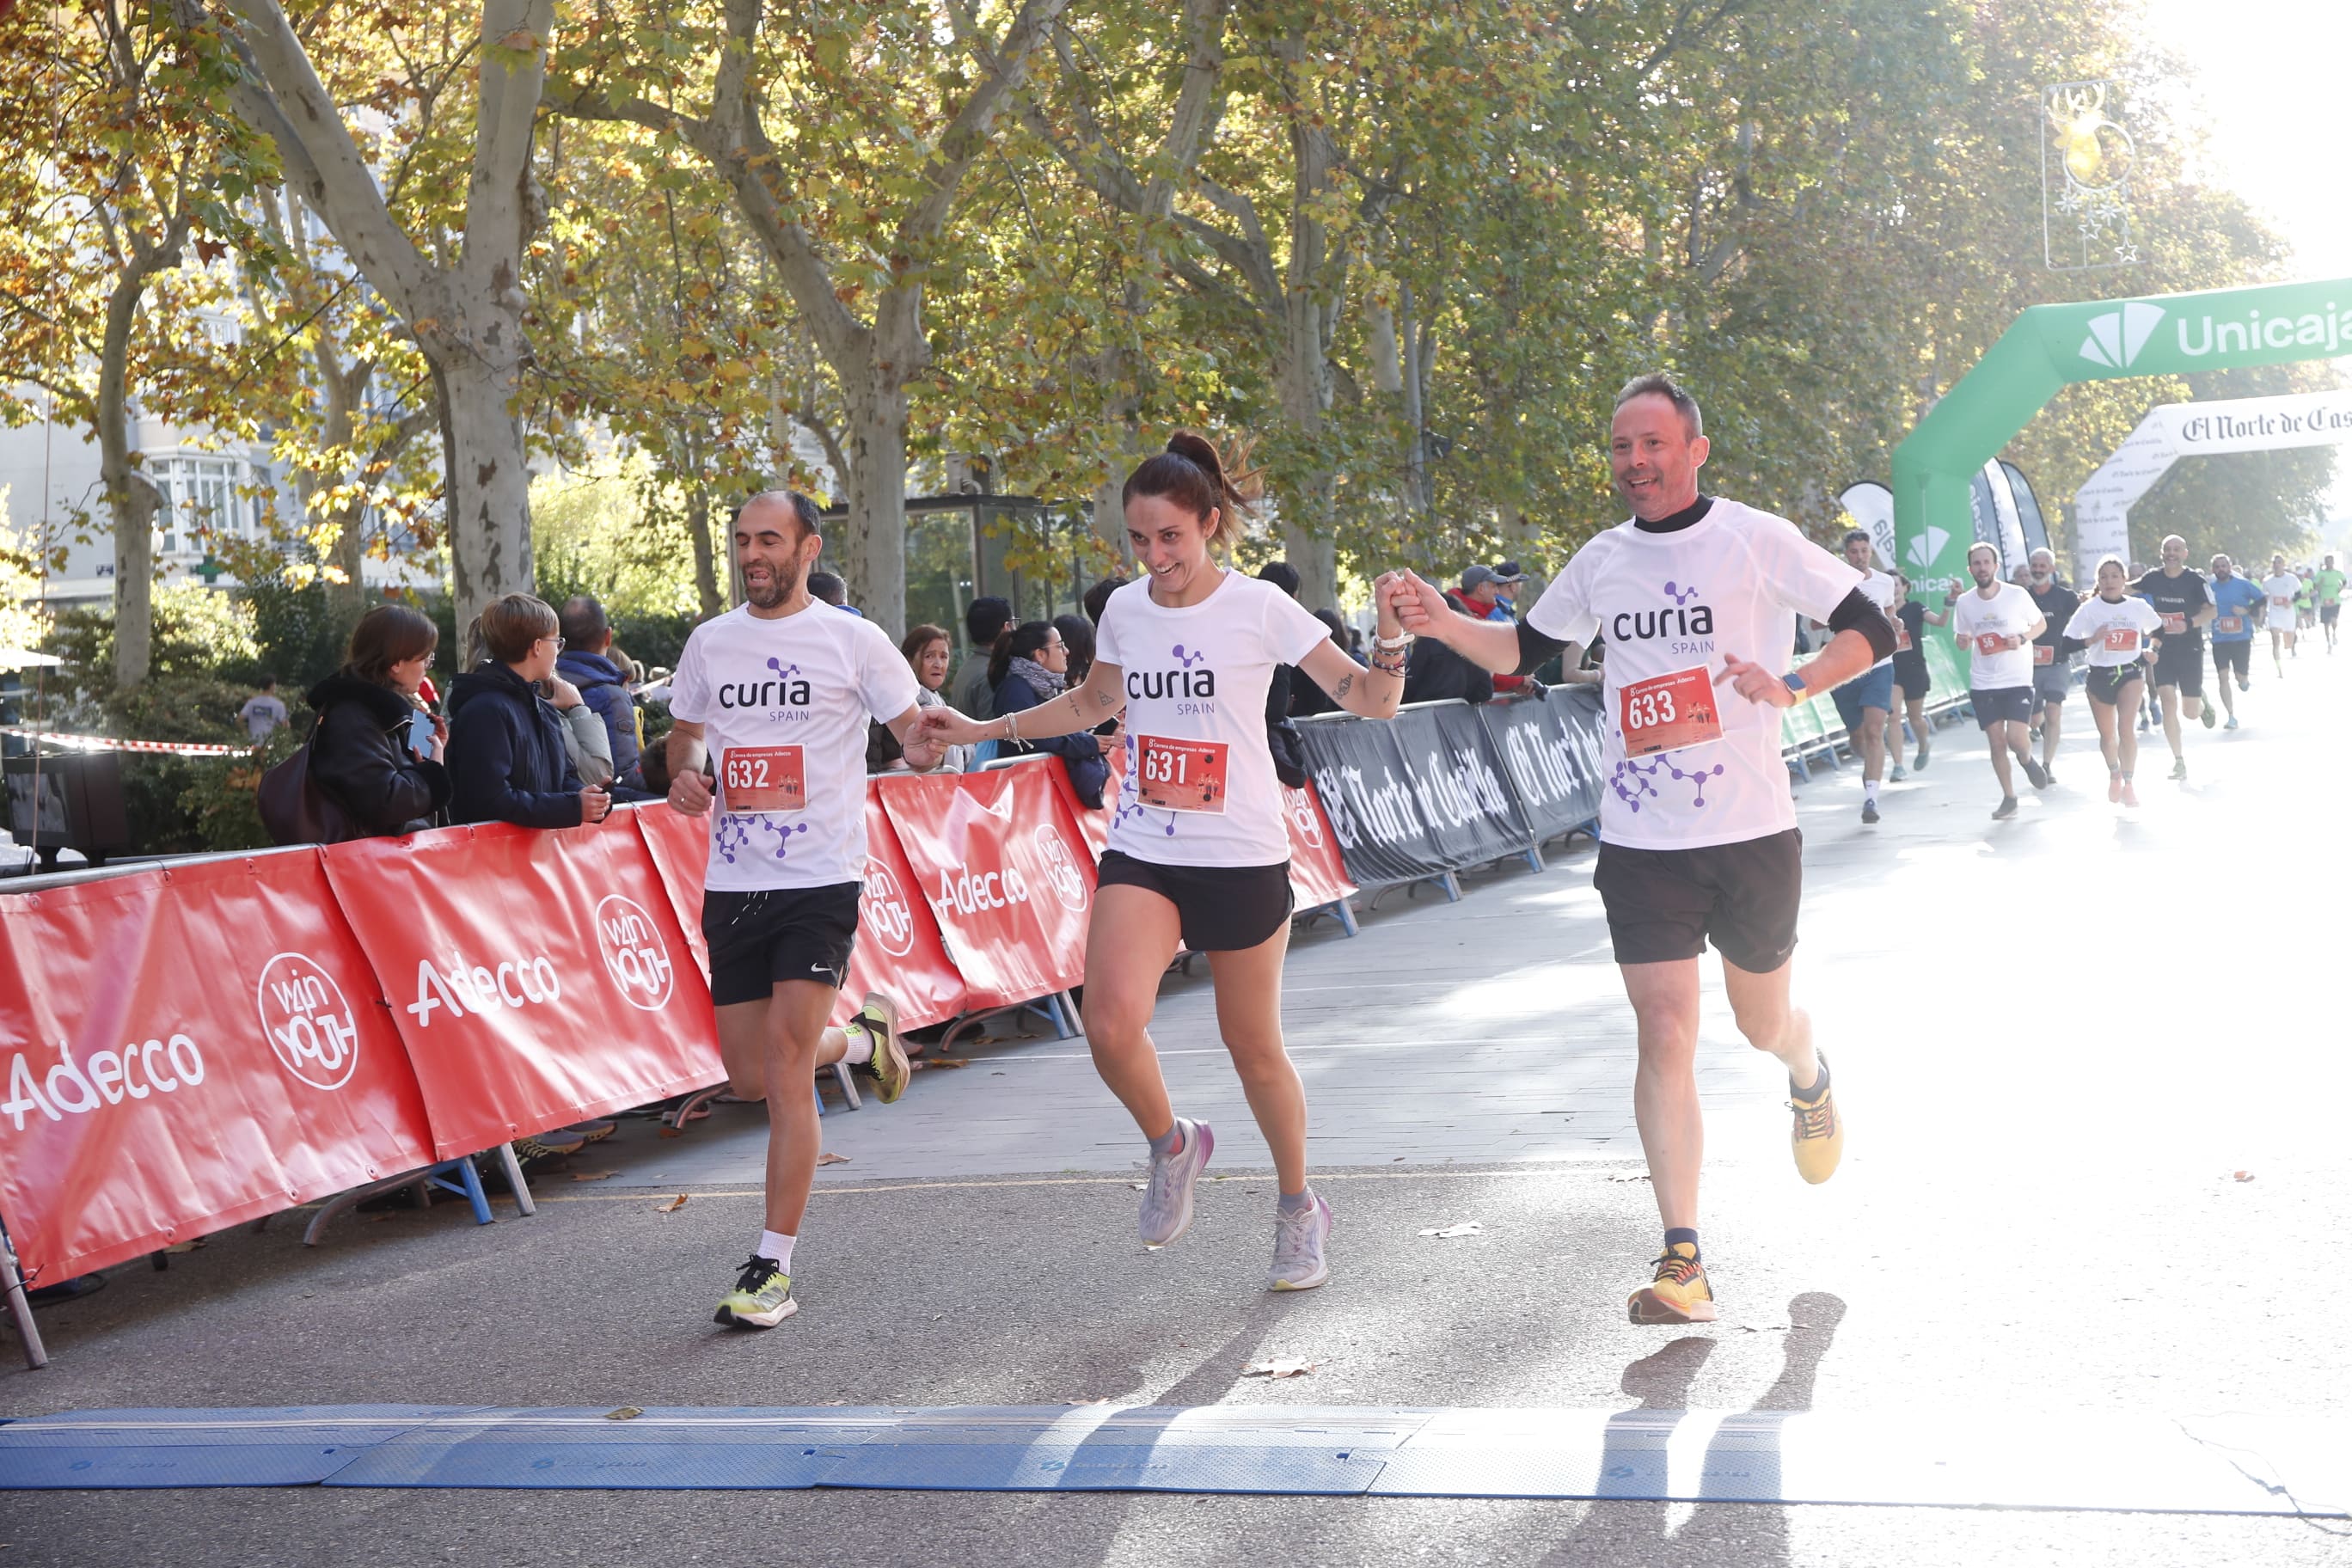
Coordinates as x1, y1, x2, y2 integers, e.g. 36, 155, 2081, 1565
477, 592, 560, 665
1120, 431, 1262, 552
900, 622, 951, 660
1614, 372, 1704, 440
341, 603, 439, 687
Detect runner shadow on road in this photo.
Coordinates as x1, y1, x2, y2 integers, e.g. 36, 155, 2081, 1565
1150, 1289, 1324, 1409
1534, 1290, 1847, 1566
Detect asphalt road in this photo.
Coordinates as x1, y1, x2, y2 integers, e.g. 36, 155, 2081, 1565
7, 646, 2351, 1566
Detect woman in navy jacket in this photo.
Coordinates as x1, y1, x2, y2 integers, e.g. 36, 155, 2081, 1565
446, 594, 612, 829
991, 619, 1112, 807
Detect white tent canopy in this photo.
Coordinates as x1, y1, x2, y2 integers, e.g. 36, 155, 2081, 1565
2075, 391, 2352, 566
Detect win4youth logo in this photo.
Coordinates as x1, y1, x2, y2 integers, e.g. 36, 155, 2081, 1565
2078, 302, 2165, 370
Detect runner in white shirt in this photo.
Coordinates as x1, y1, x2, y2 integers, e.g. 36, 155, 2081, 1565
1826, 528, 1901, 824
1946, 542, 2049, 820
2261, 554, 2300, 677
921, 432, 1410, 1292
1384, 374, 1892, 1325
2060, 556, 2163, 808
664, 490, 945, 1329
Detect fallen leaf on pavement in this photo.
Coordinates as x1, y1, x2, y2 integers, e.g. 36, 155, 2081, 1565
1606, 1172, 1651, 1183
1130, 1182, 1148, 1191
1418, 1222, 1482, 1239
2232, 1170, 2255, 1182
658, 1126, 685, 1139
605, 1407, 642, 1421
656, 1192, 689, 1213
163, 1241, 201, 1253
927, 1057, 970, 1069
1241, 1358, 1317, 1379
818, 1153, 849, 1166
571, 1171, 615, 1182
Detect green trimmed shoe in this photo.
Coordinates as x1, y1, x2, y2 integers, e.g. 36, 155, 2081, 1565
850, 991, 910, 1105
714, 1255, 796, 1328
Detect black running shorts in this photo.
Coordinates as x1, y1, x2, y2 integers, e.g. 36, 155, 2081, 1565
1097, 850, 1292, 952
1890, 649, 1931, 698
1970, 686, 2034, 730
2324, 604, 2341, 626
1591, 828, 1802, 974
701, 884, 861, 1007
2152, 636, 2204, 696
2084, 662, 2146, 707
2212, 640, 2251, 680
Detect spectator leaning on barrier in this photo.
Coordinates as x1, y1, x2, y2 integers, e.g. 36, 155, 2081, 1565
992, 619, 1112, 807
447, 594, 614, 829
304, 605, 450, 836
557, 595, 646, 789
950, 594, 1013, 719
240, 674, 289, 742
1254, 560, 1311, 787
869, 622, 972, 774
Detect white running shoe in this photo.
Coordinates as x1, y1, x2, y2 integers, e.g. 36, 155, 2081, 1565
1266, 1192, 1333, 1291
1138, 1118, 1214, 1248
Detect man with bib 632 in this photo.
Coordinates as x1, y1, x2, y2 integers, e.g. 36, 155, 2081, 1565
1384, 374, 1894, 1325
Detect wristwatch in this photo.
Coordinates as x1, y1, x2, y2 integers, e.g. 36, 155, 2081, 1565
1782, 672, 1808, 698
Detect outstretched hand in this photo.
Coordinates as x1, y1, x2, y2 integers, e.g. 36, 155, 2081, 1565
916, 704, 988, 748
1718, 653, 1796, 708
1377, 569, 1449, 636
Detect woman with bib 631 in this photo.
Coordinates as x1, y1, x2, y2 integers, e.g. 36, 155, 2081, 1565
921, 432, 1409, 1290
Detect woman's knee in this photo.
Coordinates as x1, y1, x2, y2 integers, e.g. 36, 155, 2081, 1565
1082, 988, 1155, 1045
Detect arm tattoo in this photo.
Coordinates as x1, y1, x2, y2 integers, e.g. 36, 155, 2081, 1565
1094, 686, 1118, 707
1332, 673, 1354, 700
1064, 692, 1085, 723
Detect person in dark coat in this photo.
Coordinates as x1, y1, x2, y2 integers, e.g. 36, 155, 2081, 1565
446, 593, 610, 829
556, 595, 645, 789
991, 620, 1112, 807
306, 603, 450, 836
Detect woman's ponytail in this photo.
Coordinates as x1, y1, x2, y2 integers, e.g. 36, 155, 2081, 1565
1122, 429, 1263, 551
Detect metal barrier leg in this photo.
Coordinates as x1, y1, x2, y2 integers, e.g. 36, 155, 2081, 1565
1, 1223, 46, 1370
830, 1061, 861, 1110
665, 1085, 724, 1130
452, 1155, 493, 1225
1441, 871, 1463, 902
1054, 989, 1081, 1038
1330, 897, 1359, 936
1522, 844, 1545, 873
496, 1144, 537, 1217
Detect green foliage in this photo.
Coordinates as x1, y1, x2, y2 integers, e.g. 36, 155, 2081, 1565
45, 584, 262, 685
237, 562, 358, 692
531, 465, 705, 621
180, 721, 304, 853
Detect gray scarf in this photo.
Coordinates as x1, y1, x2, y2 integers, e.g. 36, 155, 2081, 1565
1010, 655, 1065, 697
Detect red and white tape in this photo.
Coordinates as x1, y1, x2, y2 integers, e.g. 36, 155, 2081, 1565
0, 727, 250, 758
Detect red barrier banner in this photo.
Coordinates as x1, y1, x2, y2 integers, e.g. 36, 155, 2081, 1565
322, 820, 722, 1160
831, 790, 970, 1030
1282, 783, 1357, 911
631, 801, 713, 977
877, 763, 1094, 1008
1046, 750, 1113, 863
0, 852, 435, 1282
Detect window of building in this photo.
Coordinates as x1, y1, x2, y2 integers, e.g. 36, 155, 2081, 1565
149, 456, 251, 557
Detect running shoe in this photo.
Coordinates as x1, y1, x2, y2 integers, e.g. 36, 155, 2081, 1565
565, 1119, 616, 1144
2107, 771, 2123, 804
2170, 757, 2188, 781
714, 1255, 796, 1328
2201, 703, 2216, 730
2122, 778, 2141, 808
1913, 747, 1929, 771
1860, 800, 1879, 825
2029, 726, 2042, 744
1627, 1243, 1716, 1325
2225, 715, 2239, 731
1139, 1118, 1214, 1248
849, 991, 909, 1105
1890, 763, 1907, 781
1790, 1055, 1843, 1185
1992, 796, 2018, 820
2239, 677, 2250, 691
1266, 1192, 1333, 1291
2022, 756, 2050, 790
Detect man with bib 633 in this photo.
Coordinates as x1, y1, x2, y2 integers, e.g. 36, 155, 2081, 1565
1385, 374, 1894, 1325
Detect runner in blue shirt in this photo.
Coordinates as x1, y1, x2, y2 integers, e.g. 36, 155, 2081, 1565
2207, 553, 2263, 731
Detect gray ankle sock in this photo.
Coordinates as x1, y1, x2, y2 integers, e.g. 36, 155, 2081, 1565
1277, 1186, 1314, 1216
1148, 1121, 1185, 1160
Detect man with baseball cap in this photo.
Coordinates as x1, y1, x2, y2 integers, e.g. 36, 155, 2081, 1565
1486, 561, 1528, 622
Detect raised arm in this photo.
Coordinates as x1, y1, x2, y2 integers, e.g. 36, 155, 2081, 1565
921, 657, 1127, 749
1384, 571, 1527, 674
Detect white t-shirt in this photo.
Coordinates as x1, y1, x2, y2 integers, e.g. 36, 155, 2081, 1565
1949, 583, 2041, 690
666, 601, 919, 892
2062, 594, 2162, 668
1522, 499, 1859, 852
1095, 571, 1330, 867
2262, 574, 2301, 630
1854, 568, 1902, 670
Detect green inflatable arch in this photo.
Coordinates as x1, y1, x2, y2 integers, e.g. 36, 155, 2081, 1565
1893, 277, 2352, 592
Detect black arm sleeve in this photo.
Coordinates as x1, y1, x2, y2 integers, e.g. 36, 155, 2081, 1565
1515, 620, 1569, 677
1827, 588, 1899, 663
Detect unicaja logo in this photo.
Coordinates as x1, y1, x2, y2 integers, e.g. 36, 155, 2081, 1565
1904, 526, 1950, 569
2079, 301, 2164, 369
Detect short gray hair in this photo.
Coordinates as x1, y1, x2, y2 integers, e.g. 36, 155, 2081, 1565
1614, 372, 1704, 440
734, 489, 823, 537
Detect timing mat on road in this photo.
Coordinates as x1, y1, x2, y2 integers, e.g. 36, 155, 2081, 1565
1, 1404, 2345, 1515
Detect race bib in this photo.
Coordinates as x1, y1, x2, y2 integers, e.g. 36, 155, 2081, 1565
1618, 666, 1722, 756
1893, 622, 1914, 652
2217, 616, 2243, 634
2032, 644, 2055, 666
1975, 632, 2009, 657
1135, 735, 1228, 813
2272, 596, 2293, 609
720, 746, 806, 812
2102, 626, 2139, 652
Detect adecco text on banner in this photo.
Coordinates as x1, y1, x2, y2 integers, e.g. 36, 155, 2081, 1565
405, 950, 564, 1026
3, 1033, 205, 1131
254, 952, 360, 1091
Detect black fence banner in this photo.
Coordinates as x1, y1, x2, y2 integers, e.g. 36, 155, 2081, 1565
1481, 687, 1603, 843
1291, 713, 1452, 887
1391, 701, 1533, 869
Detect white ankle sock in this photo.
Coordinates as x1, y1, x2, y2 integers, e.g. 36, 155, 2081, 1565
758, 1230, 796, 1271
1864, 781, 1880, 805
839, 1025, 874, 1067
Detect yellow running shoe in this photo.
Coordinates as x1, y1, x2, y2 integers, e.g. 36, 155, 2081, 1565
714, 1255, 797, 1328
849, 992, 909, 1105
1627, 1243, 1715, 1324
1790, 1053, 1843, 1185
